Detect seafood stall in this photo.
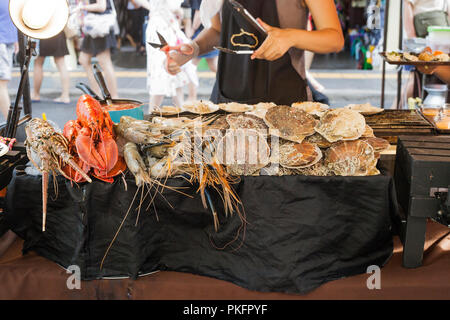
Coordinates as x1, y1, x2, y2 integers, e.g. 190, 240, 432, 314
2, 97, 401, 294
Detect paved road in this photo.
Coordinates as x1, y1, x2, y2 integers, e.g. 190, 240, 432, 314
6, 66, 407, 128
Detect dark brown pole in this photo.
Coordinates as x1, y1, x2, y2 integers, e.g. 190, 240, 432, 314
396, 0, 404, 109
381, 0, 390, 108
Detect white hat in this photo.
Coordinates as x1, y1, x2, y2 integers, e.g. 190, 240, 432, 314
9, 0, 69, 39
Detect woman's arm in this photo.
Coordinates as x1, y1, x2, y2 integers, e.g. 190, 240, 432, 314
252, 0, 344, 61
404, 0, 417, 38
81, 0, 107, 13
193, 13, 221, 55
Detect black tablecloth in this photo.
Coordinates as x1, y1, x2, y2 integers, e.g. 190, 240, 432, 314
2, 167, 397, 294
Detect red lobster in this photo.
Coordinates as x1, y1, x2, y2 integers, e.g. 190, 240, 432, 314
63, 95, 126, 183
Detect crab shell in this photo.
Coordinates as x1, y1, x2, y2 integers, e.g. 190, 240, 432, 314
292, 101, 329, 117
226, 113, 268, 131
325, 140, 379, 176
278, 141, 323, 169
215, 129, 270, 176
264, 106, 317, 143
314, 108, 366, 143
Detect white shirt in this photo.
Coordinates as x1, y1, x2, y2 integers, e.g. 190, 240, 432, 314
408, 0, 449, 16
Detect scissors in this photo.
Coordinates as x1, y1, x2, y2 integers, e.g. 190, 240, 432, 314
148, 32, 194, 66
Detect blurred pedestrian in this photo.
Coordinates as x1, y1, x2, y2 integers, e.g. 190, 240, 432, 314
394, 0, 449, 108
0, 0, 19, 119
135, 0, 199, 111
78, 0, 119, 98
126, 0, 147, 54
31, 32, 71, 104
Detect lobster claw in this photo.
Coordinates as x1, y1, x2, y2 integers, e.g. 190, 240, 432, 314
93, 156, 126, 183
62, 156, 91, 183
75, 127, 118, 173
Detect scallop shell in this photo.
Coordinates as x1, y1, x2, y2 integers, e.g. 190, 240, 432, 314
314, 108, 366, 143
325, 140, 379, 176
226, 113, 268, 131
182, 100, 219, 114
245, 102, 277, 119
219, 102, 254, 113
345, 103, 384, 116
264, 106, 317, 143
206, 115, 230, 131
278, 141, 323, 169
292, 101, 329, 117
361, 137, 390, 153
362, 125, 375, 138
295, 160, 331, 176
215, 129, 270, 176
152, 105, 182, 116
305, 133, 332, 149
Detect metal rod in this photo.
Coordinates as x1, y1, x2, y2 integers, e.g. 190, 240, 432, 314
5, 36, 35, 138
381, 0, 390, 108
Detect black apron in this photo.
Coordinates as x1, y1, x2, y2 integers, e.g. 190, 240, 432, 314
211, 0, 307, 105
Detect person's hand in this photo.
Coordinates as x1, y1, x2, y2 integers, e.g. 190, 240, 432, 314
13, 42, 19, 54
251, 19, 294, 61
166, 43, 197, 75
416, 65, 438, 75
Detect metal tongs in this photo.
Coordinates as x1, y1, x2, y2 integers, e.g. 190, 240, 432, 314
214, 46, 254, 55
228, 0, 268, 37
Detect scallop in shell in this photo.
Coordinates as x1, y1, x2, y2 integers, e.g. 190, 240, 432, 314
362, 125, 375, 138
246, 102, 276, 119
278, 141, 323, 169
314, 108, 366, 143
226, 113, 268, 131
325, 140, 379, 176
361, 137, 390, 153
292, 101, 329, 117
264, 105, 317, 143
219, 102, 254, 113
215, 129, 270, 176
305, 133, 332, 149
295, 160, 331, 176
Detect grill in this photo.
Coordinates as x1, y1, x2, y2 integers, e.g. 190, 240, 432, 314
365, 110, 435, 144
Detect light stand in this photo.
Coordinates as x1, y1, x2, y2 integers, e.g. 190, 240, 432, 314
4, 36, 35, 139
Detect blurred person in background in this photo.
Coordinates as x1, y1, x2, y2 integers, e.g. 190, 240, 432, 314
394, 0, 449, 108
78, 0, 119, 98
31, 31, 71, 104
0, 0, 19, 119
135, 0, 199, 111
126, 0, 148, 55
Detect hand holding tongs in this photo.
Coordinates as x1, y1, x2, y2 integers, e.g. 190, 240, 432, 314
148, 32, 194, 66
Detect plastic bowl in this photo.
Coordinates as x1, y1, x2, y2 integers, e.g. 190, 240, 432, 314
106, 105, 144, 123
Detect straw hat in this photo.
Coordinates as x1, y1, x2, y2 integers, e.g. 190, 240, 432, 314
9, 0, 69, 39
